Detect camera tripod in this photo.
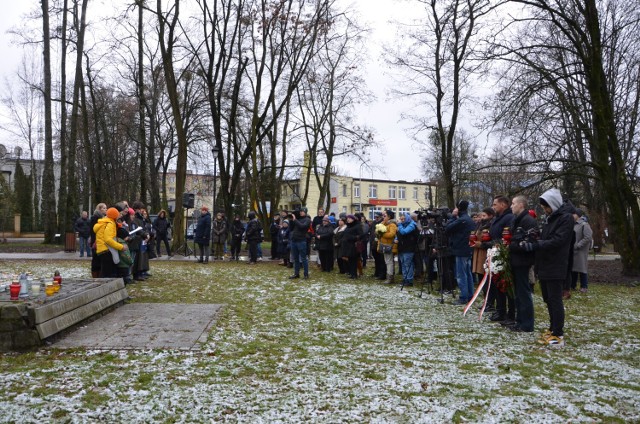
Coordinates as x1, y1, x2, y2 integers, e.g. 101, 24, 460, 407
418, 223, 456, 303
172, 207, 194, 258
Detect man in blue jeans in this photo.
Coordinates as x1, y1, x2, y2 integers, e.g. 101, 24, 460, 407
445, 200, 476, 305
289, 207, 311, 279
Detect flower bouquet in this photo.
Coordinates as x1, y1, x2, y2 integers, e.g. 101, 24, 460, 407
464, 242, 513, 318
484, 243, 513, 298
375, 223, 387, 238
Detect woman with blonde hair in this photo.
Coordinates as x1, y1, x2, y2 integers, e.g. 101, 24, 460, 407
90, 203, 107, 277
377, 210, 398, 284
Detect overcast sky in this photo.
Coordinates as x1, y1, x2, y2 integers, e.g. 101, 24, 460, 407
0, 0, 431, 181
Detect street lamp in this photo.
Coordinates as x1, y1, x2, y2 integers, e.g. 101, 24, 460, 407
212, 146, 220, 214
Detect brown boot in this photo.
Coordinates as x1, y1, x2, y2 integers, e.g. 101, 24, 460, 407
91, 271, 100, 278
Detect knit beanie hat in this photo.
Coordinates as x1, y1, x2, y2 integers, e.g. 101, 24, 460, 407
106, 207, 120, 220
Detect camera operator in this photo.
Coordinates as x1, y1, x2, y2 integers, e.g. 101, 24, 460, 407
370, 212, 386, 280
507, 196, 537, 332
444, 200, 476, 305
521, 188, 574, 348
289, 207, 311, 279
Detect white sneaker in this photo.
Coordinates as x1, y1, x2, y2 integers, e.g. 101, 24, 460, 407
546, 335, 565, 349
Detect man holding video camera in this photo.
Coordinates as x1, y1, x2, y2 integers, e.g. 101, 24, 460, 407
520, 188, 574, 348
445, 200, 476, 305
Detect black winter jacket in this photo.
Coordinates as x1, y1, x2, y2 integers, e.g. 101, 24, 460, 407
534, 203, 574, 280
290, 216, 311, 242
315, 224, 335, 251
153, 216, 171, 235
245, 219, 262, 242
74, 217, 91, 238
339, 221, 362, 258
194, 212, 212, 244
445, 211, 475, 257
508, 211, 538, 268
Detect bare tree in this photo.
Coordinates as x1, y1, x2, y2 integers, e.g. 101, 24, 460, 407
388, 0, 499, 208
0, 53, 43, 230
295, 7, 375, 212
491, 0, 640, 274
155, 0, 191, 248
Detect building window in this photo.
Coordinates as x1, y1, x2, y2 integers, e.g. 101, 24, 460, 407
398, 186, 406, 200
354, 183, 360, 198
398, 207, 410, 215
342, 184, 347, 197
369, 184, 377, 198
369, 207, 383, 220
342, 206, 347, 214
413, 187, 418, 200
388, 185, 396, 199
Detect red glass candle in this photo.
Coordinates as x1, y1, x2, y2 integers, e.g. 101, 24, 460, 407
469, 232, 478, 247
481, 229, 491, 242
502, 227, 512, 245
9, 282, 21, 300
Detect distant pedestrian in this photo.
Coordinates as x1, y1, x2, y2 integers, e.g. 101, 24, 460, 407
74, 211, 92, 257
571, 209, 593, 293
194, 206, 212, 264
153, 210, 172, 257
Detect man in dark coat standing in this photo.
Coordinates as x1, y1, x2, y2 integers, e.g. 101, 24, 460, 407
445, 200, 476, 305
521, 188, 574, 348
194, 206, 212, 263
507, 196, 538, 332
485, 195, 514, 321
74, 211, 92, 257
289, 207, 311, 279
245, 211, 262, 264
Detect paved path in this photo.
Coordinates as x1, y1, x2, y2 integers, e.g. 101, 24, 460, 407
0, 251, 259, 262
52, 303, 223, 351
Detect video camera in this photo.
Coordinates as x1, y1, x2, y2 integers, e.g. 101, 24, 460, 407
415, 207, 451, 227
512, 227, 540, 244
287, 207, 302, 220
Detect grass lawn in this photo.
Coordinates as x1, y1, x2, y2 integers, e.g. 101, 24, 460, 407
0, 259, 638, 423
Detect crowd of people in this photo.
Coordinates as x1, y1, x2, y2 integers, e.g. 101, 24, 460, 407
85, 190, 593, 349
88, 200, 156, 284
446, 189, 593, 349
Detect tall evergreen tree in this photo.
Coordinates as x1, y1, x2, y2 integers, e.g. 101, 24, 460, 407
14, 159, 33, 232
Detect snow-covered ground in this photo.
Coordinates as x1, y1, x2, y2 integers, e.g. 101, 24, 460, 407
1, 260, 638, 423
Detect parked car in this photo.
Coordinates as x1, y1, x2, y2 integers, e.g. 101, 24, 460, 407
186, 223, 197, 239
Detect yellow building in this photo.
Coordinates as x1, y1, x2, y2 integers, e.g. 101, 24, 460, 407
279, 155, 436, 219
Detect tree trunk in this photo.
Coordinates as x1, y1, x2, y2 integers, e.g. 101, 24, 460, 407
157, 0, 188, 249
64, 0, 88, 231
40, 0, 58, 243
137, 0, 148, 205
583, 0, 640, 275
57, 0, 69, 234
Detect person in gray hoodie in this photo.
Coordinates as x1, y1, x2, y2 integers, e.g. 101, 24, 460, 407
521, 188, 574, 348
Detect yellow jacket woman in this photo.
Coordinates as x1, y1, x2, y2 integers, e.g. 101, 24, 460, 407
378, 218, 398, 254
378, 210, 398, 284
94, 207, 126, 277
